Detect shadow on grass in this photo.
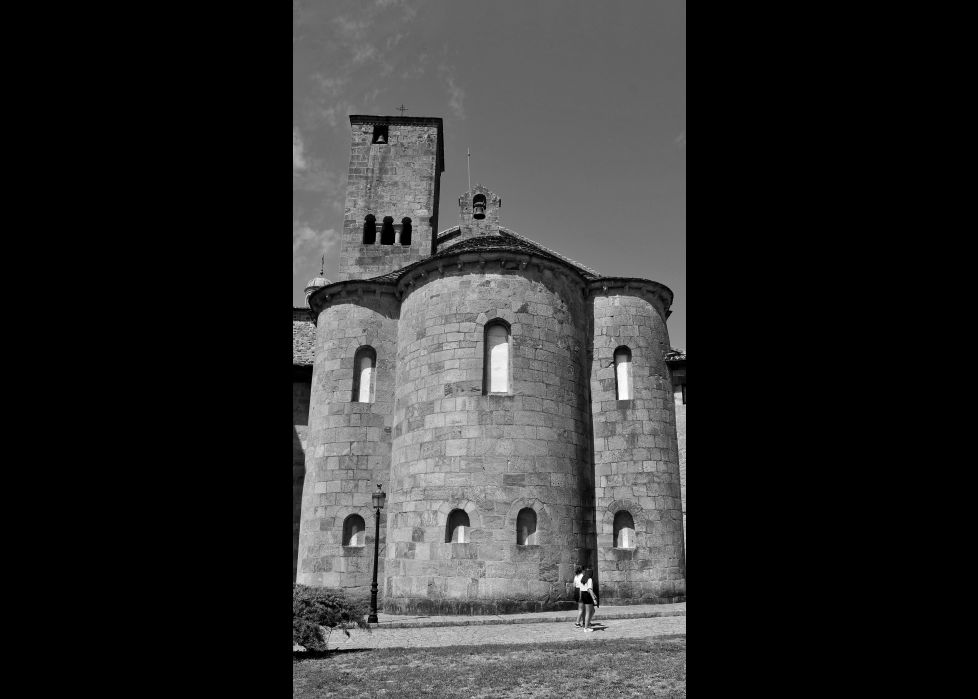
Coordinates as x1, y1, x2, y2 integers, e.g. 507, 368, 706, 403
294, 648, 373, 661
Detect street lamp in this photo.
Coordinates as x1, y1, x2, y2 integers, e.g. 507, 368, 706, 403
368, 484, 386, 625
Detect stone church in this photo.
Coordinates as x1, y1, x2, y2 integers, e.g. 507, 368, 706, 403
293, 115, 686, 614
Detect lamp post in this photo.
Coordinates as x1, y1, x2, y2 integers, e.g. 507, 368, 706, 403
368, 484, 386, 625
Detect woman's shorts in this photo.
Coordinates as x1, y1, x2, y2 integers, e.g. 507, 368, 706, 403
581, 592, 595, 606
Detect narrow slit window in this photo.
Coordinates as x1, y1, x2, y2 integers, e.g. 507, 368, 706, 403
446, 510, 470, 543
343, 514, 366, 547
352, 346, 377, 403
485, 322, 511, 395
613, 511, 637, 550
614, 346, 633, 401
516, 508, 537, 546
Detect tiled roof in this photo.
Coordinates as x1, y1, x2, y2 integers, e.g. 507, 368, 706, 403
293, 308, 315, 367
368, 230, 601, 284
498, 229, 601, 278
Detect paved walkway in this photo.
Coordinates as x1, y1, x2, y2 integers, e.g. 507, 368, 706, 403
322, 615, 685, 651
373, 602, 685, 628
295, 603, 686, 652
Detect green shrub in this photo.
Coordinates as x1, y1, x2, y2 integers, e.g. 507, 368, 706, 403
293, 585, 370, 652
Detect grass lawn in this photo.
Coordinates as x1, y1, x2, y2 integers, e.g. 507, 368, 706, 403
293, 638, 686, 698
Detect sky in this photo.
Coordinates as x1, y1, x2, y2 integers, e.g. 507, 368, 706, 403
293, 0, 686, 351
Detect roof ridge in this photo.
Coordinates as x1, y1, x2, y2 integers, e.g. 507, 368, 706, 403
365, 228, 605, 285
498, 229, 601, 277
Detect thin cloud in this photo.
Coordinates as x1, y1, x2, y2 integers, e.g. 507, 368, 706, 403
333, 15, 369, 41
315, 101, 358, 129
440, 66, 466, 120
299, 2, 422, 135
293, 127, 307, 174
447, 76, 466, 120
293, 224, 341, 276
676, 130, 686, 149
314, 75, 351, 98
292, 0, 306, 48
400, 52, 428, 80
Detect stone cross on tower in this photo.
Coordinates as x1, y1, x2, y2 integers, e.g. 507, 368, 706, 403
396, 105, 408, 116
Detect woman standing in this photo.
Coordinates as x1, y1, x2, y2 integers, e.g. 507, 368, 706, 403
573, 565, 584, 628
580, 568, 599, 632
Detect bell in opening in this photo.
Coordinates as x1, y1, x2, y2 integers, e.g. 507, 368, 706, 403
472, 194, 487, 220
371, 125, 389, 144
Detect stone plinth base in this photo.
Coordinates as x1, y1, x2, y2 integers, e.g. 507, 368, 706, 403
384, 597, 579, 616
601, 595, 686, 607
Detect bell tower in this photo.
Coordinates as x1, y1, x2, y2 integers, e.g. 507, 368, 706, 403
337, 115, 444, 281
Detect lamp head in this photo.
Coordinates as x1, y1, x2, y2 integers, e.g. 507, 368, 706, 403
372, 484, 386, 510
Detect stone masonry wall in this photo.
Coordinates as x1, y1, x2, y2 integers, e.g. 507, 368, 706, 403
589, 292, 686, 604
386, 267, 592, 614
670, 365, 686, 552
675, 397, 685, 551
297, 293, 400, 592
294, 377, 311, 582
338, 117, 442, 281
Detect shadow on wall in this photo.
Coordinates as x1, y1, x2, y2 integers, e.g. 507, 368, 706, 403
582, 397, 600, 601
293, 422, 305, 583
293, 370, 312, 583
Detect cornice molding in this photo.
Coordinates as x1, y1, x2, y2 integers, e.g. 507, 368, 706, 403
587, 278, 675, 320
308, 280, 399, 314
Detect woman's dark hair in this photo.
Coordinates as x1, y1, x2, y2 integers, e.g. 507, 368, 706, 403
574, 565, 583, 576
582, 568, 593, 585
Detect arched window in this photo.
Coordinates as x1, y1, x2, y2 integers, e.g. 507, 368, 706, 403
614, 346, 633, 401
381, 216, 396, 245
446, 509, 470, 543
343, 514, 366, 547
516, 508, 537, 546
614, 511, 636, 549
352, 346, 377, 403
400, 218, 413, 246
484, 321, 511, 395
363, 215, 377, 245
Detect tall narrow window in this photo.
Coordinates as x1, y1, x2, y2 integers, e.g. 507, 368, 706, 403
343, 514, 366, 547
352, 346, 377, 403
446, 510, 470, 543
614, 511, 636, 549
400, 218, 413, 246
516, 508, 537, 546
363, 215, 377, 245
614, 346, 633, 401
381, 216, 396, 245
485, 321, 510, 395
